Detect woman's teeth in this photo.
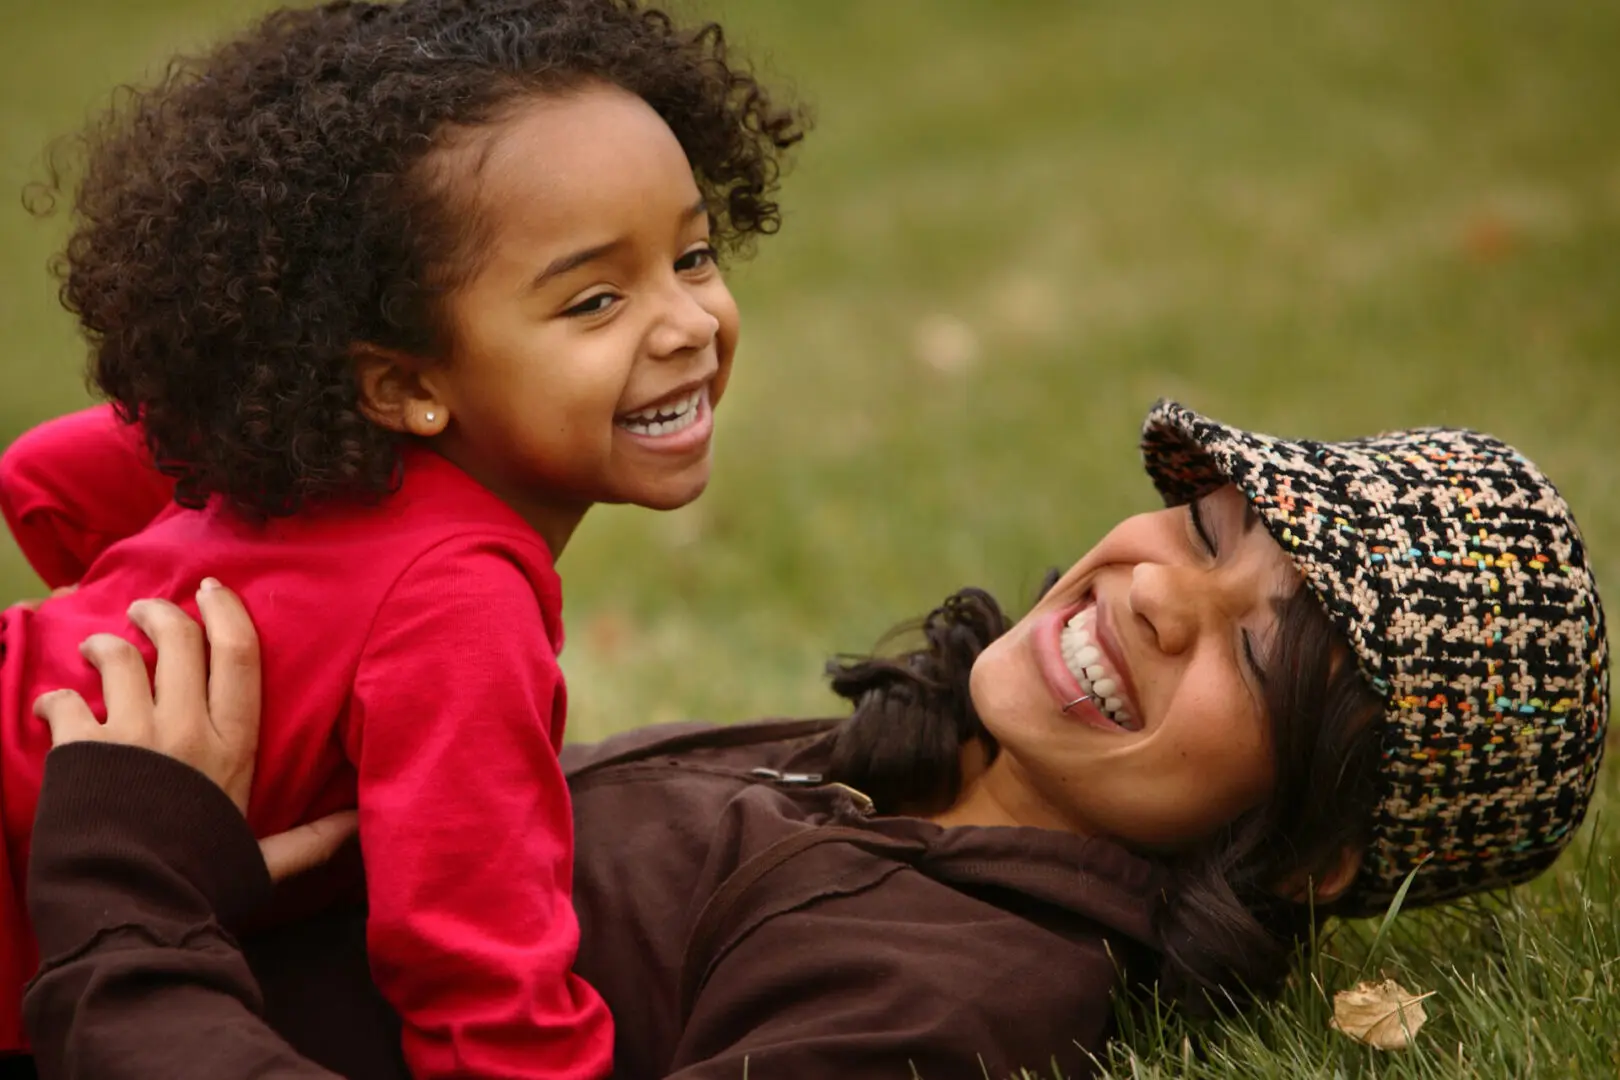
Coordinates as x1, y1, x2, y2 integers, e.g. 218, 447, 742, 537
617, 388, 703, 437
1059, 608, 1139, 730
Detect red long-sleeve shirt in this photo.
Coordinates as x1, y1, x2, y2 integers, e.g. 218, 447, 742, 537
0, 406, 613, 1078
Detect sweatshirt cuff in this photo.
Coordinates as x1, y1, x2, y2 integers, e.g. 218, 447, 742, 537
29, 743, 273, 949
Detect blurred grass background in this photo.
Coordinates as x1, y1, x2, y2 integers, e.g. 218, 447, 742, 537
2, 1, 1618, 1075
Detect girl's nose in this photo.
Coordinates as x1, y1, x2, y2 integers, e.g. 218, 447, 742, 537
1127, 561, 1200, 657
648, 286, 720, 359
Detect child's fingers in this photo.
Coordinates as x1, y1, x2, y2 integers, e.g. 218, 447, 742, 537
32, 689, 103, 747
195, 579, 262, 750
77, 633, 155, 741
258, 811, 358, 884
126, 598, 206, 716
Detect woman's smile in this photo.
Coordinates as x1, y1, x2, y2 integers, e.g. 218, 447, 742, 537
1031, 593, 1143, 732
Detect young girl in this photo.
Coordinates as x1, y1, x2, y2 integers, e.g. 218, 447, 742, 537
17, 401, 1611, 1078
0, 0, 802, 1074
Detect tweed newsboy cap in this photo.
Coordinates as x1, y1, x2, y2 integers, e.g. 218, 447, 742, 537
1140, 400, 1608, 916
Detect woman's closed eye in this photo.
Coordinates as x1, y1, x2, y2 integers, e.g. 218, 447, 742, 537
1189, 498, 1217, 556
1241, 629, 1268, 687
1190, 496, 1272, 689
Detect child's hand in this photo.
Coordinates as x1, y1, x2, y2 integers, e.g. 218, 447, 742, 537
36, 581, 258, 808
31, 579, 357, 882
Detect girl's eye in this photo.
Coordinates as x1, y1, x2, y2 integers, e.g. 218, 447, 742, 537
564, 292, 618, 317
1189, 499, 1217, 556
675, 245, 717, 273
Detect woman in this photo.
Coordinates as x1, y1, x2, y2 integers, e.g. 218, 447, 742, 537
19, 401, 1609, 1078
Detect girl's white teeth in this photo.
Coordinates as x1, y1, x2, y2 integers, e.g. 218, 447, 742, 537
618, 389, 703, 437
1058, 608, 1139, 730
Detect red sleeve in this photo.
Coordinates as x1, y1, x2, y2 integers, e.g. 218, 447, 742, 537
0, 404, 176, 588
347, 538, 613, 1080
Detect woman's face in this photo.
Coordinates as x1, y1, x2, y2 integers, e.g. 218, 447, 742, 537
968, 483, 1304, 848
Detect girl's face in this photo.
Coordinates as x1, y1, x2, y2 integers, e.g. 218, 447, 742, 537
966, 484, 1303, 848
427, 83, 739, 536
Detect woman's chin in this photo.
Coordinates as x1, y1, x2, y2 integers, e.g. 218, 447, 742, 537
969, 637, 1058, 744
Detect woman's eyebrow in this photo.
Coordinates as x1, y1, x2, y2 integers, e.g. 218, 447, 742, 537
1243, 501, 1260, 534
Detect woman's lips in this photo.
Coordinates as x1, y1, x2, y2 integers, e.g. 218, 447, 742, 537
1031, 598, 1129, 734
1089, 599, 1143, 724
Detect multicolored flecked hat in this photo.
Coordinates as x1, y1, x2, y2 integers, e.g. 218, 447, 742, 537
1139, 400, 1608, 916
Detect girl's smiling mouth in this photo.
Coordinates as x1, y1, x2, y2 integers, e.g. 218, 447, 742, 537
614, 381, 714, 450
1032, 592, 1143, 732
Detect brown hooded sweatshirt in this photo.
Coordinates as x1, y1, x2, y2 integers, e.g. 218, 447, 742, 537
23, 720, 1168, 1079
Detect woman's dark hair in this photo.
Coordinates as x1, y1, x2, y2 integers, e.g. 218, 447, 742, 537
825, 577, 1384, 1013
40, 0, 804, 516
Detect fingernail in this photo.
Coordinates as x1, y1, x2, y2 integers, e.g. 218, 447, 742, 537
199, 577, 221, 593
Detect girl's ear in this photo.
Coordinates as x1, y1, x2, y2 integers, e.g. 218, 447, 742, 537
1280, 845, 1364, 905
352, 342, 448, 438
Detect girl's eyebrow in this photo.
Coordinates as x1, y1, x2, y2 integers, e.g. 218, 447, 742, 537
533, 240, 623, 288
531, 198, 709, 289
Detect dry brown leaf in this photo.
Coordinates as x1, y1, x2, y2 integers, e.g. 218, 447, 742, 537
1329, 979, 1434, 1050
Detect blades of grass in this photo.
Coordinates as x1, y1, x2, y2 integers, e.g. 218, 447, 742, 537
1355, 857, 1430, 982
1578, 807, 1602, 896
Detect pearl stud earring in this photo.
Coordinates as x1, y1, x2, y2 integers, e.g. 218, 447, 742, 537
425, 411, 436, 422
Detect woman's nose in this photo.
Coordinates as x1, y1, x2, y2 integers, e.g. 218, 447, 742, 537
648, 285, 720, 359
1127, 562, 1200, 656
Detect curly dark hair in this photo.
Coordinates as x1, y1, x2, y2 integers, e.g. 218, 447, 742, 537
41, 0, 804, 516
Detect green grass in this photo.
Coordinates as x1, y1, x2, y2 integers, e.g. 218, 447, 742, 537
1087, 840, 1620, 1079
2, 1, 1618, 1076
